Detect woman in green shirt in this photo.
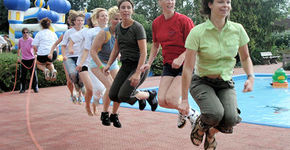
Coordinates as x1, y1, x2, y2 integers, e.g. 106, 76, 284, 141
179, 0, 254, 149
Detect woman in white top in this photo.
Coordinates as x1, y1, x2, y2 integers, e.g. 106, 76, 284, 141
68, 9, 108, 116
90, 6, 122, 127
60, 10, 86, 104
32, 18, 58, 81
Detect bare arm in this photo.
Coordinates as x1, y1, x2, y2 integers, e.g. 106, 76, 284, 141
76, 48, 89, 72
136, 39, 147, 73
106, 39, 120, 67
50, 34, 63, 56
140, 42, 160, 72
90, 30, 106, 69
17, 47, 21, 57
61, 45, 67, 61
129, 39, 147, 87
17, 45, 21, 62
147, 42, 160, 65
239, 44, 254, 92
103, 39, 120, 75
172, 50, 186, 69
33, 46, 38, 55
178, 49, 197, 115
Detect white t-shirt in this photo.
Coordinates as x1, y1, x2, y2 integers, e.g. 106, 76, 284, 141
70, 28, 91, 67
60, 27, 82, 58
84, 27, 102, 51
31, 29, 58, 56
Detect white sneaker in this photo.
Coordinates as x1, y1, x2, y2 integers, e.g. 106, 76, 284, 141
187, 108, 200, 129
177, 112, 187, 128
50, 69, 57, 81
44, 69, 51, 81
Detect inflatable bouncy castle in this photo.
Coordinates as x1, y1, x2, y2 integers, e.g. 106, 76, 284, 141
4, 0, 71, 49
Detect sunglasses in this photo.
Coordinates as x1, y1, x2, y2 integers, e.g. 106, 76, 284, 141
23, 32, 29, 34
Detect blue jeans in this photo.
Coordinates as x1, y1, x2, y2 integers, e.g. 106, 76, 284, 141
63, 57, 83, 87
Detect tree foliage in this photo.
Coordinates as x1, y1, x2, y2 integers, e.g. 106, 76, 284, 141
0, 0, 9, 34
0, 0, 288, 65
230, 0, 288, 64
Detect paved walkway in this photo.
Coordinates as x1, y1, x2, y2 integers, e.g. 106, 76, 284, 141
0, 63, 289, 150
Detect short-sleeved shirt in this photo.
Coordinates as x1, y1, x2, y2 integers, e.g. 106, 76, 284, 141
32, 29, 58, 56
98, 27, 115, 62
60, 27, 81, 58
185, 19, 250, 81
115, 21, 146, 62
70, 28, 92, 67
84, 27, 102, 51
19, 37, 35, 60
152, 12, 194, 65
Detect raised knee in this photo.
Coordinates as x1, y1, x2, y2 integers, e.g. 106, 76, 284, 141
158, 96, 167, 107
117, 94, 130, 102
224, 114, 240, 127
109, 91, 119, 102
202, 110, 224, 126
158, 100, 167, 107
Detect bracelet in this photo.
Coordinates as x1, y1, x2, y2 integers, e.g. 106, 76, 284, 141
247, 74, 255, 79
99, 65, 104, 69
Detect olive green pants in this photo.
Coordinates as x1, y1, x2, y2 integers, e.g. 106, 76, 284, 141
190, 75, 241, 133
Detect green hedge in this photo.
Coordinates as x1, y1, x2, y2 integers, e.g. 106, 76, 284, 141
0, 53, 66, 93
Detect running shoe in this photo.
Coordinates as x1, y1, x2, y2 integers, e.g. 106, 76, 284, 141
101, 112, 111, 126
177, 112, 187, 128
110, 114, 122, 128
187, 108, 200, 129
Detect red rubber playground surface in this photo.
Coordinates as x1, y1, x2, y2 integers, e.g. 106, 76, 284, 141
0, 63, 290, 150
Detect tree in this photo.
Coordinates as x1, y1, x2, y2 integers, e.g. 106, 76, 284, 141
230, 0, 288, 64
86, 0, 117, 11
0, 0, 9, 34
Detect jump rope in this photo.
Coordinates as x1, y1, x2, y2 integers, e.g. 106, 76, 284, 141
10, 58, 43, 150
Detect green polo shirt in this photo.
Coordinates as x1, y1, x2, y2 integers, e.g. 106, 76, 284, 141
185, 19, 250, 81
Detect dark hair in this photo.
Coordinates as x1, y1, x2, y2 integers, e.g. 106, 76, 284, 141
40, 18, 52, 29
200, 0, 213, 17
117, 0, 134, 9
22, 27, 29, 33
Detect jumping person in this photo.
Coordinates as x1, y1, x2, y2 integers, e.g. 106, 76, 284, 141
60, 10, 86, 104
179, 0, 254, 149
32, 18, 58, 82
49, 24, 78, 102
141, 0, 199, 129
103, 0, 158, 128
90, 6, 124, 127
70, 8, 109, 116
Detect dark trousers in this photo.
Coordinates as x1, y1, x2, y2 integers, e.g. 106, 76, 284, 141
20, 59, 38, 90
190, 75, 241, 133
109, 61, 149, 104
